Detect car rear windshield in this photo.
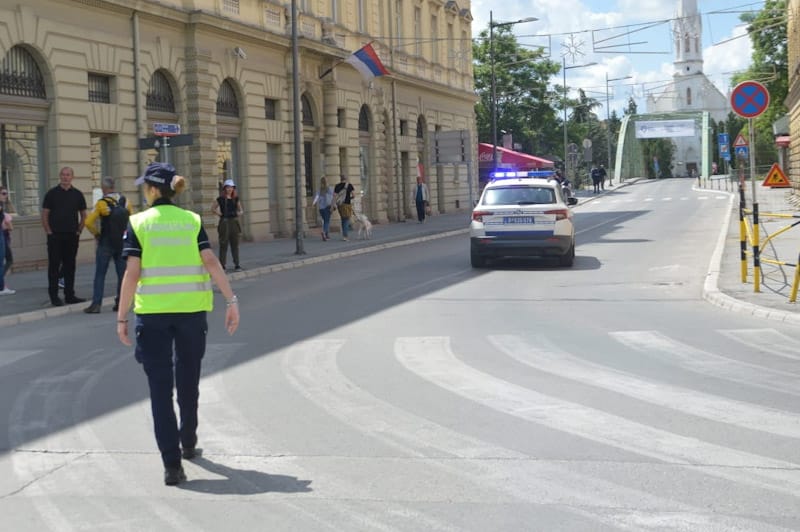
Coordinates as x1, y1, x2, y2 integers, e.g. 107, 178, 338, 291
482, 186, 555, 206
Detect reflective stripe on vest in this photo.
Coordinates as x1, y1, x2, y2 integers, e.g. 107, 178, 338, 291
130, 205, 213, 314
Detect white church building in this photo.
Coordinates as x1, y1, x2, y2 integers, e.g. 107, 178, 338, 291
646, 0, 729, 176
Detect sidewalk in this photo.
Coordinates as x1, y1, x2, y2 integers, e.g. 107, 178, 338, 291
704, 180, 800, 324
1, 179, 797, 327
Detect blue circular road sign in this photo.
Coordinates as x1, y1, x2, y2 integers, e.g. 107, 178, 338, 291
730, 80, 770, 119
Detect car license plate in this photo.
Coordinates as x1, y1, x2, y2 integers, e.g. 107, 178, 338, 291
503, 216, 534, 224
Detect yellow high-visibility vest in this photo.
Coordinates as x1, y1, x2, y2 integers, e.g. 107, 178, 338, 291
130, 205, 212, 314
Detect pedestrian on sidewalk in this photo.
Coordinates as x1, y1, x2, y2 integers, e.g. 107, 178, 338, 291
599, 164, 608, 189
41, 166, 87, 306
116, 162, 240, 486
312, 176, 334, 240
412, 176, 430, 223
0, 187, 13, 295
590, 164, 601, 194
0, 185, 15, 283
83, 176, 132, 314
212, 179, 243, 271
333, 175, 354, 241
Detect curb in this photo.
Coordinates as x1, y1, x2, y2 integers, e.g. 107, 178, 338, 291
699, 185, 800, 324
0, 228, 469, 329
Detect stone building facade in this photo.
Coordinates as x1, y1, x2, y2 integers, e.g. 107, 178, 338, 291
0, 0, 477, 269
787, 0, 800, 193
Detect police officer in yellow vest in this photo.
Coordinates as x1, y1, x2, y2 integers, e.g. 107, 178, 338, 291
116, 162, 240, 486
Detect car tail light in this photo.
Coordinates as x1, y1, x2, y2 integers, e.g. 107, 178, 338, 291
472, 210, 492, 222
544, 208, 568, 221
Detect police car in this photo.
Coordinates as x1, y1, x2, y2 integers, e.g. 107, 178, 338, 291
470, 170, 578, 268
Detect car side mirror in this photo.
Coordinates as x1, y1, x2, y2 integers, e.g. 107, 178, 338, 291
567, 197, 578, 206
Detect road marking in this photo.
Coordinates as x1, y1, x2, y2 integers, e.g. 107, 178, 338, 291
610, 331, 800, 397
282, 338, 784, 530
395, 336, 800, 497
489, 334, 800, 439
718, 329, 800, 361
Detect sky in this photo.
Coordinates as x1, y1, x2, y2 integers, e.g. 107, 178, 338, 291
469, 0, 761, 117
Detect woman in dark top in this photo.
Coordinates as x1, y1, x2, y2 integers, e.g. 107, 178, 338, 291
212, 179, 244, 271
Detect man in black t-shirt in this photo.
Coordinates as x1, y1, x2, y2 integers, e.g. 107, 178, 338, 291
41, 166, 87, 306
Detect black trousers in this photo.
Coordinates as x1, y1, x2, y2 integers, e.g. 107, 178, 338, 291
47, 232, 79, 300
135, 312, 207, 467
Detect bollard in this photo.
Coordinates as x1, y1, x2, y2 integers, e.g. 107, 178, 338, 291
753, 201, 761, 293
739, 185, 747, 283
792, 253, 800, 303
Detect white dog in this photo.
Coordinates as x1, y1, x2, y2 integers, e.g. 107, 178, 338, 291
353, 213, 373, 239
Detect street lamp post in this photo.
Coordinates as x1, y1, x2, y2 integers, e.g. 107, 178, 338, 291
489, 12, 537, 176
561, 57, 596, 183
605, 72, 632, 186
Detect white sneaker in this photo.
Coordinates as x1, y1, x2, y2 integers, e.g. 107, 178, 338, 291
0, 287, 15, 295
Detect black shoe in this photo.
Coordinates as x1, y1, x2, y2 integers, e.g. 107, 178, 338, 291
181, 447, 202, 460
51, 297, 64, 307
112, 303, 119, 312
234, 266, 243, 272
65, 296, 86, 304
164, 465, 186, 486
83, 303, 101, 314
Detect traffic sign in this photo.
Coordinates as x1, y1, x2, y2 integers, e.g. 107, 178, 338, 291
730, 80, 770, 119
735, 146, 749, 159
733, 133, 748, 147
138, 134, 194, 150
761, 163, 791, 188
718, 133, 729, 145
153, 122, 181, 136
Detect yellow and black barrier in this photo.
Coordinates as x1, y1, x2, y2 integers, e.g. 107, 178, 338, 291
740, 186, 800, 302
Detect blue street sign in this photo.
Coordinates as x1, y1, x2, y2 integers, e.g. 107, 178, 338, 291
735, 146, 749, 159
718, 133, 729, 145
153, 122, 181, 136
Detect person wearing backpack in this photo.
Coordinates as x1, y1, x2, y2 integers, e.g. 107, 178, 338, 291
83, 176, 132, 314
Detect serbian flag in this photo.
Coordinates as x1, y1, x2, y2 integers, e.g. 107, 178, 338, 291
344, 43, 389, 81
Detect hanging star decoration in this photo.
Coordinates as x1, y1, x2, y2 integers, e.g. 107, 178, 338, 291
561, 33, 585, 64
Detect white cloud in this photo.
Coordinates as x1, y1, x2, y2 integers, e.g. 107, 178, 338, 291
703, 24, 753, 94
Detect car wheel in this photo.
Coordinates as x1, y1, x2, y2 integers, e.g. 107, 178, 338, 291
471, 249, 487, 268
559, 241, 575, 267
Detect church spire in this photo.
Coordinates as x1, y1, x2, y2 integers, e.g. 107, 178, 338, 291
673, 0, 703, 76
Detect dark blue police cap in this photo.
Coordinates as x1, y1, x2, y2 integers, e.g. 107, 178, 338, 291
135, 162, 176, 186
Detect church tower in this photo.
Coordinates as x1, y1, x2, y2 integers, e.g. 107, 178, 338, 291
673, 0, 704, 77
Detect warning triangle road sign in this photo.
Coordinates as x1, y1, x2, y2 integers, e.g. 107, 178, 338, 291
733, 133, 749, 147
761, 163, 791, 188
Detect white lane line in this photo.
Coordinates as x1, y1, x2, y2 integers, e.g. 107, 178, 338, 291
610, 331, 800, 397
395, 337, 800, 497
0, 349, 42, 370
489, 334, 800, 439
284, 339, 784, 531
718, 329, 800, 361
201, 342, 450, 532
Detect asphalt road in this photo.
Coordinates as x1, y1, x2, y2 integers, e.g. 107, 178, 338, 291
2, 178, 800, 530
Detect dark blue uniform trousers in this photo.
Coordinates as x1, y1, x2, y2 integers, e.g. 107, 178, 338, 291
135, 312, 207, 468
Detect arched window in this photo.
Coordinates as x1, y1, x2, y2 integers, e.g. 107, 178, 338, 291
146, 70, 175, 113
686, 87, 692, 106
358, 105, 370, 131
684, 33, 690, 55
216, 79, 239, 117
0, 46, 46, 99
301, 94, 315, 126
416, 116, 425, 139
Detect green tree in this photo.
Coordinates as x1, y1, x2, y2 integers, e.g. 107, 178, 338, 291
472, 26, 561, 157
732, 0, 787, 167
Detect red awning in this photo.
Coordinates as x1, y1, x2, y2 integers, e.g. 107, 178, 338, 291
478, 143, 554, 169
776, 135, 790, 148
